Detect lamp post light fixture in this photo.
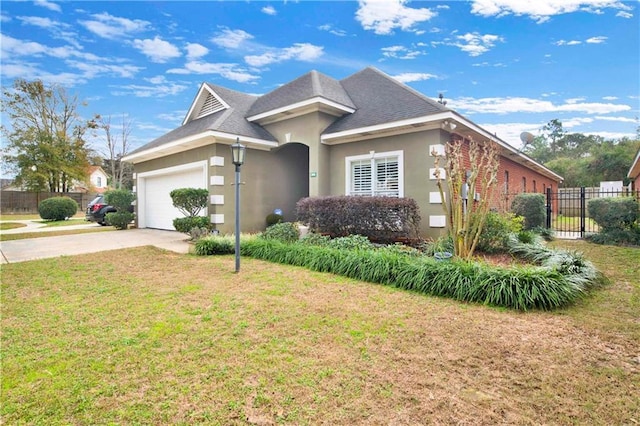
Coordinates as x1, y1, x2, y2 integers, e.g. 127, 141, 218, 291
231, 138, 246, 273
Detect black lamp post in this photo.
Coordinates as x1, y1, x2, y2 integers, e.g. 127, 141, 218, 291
231, 138, 246, 273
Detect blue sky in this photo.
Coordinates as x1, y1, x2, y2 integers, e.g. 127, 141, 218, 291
1, 0, 639, 160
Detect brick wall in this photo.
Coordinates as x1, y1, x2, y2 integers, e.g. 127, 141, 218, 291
455, 139, 560, 213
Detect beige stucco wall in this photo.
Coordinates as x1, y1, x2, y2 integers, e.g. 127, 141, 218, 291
262, 111, 338, 197
326, 129, 450, 239
133, 141, 308, 234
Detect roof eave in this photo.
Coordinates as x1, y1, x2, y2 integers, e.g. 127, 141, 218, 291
321, 111, 564, 183
122, 131, 277, 164
247, 96, 355, 125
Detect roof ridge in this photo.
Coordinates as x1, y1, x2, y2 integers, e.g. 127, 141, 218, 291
363, 66, 448, 111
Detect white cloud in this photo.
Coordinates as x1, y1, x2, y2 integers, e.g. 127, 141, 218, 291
586, 36, 607, 43
0, 33, 97, 61
34, 0, 61, 12
157, 111, 187, 123
470, 0, 632, 24
602, 96, 618, 100
555, 39, 582, 45
318, 24, 348, 36
381, 45, 424, 60
245, 43, 324, 67
594, 115, 637, 123
356, 0, 436, 35
565, 97, 586, 104
132, 36, 181, 63
211, 28, 254, 49
1, 13, 10, 23
79, 12, 150, 40
167, 61, 259, 83
17, 16, 59, 28
477, 122, 542, 148
186, 42, 209, 59
261, 5, 277, 15
0, 62, 85, 86
453, 32, 504, 56
616, 11, 633, 18
111, 80, 189, 98
451, 96, 632, 115
392, 72, 438, 83
66, 60, 143, 78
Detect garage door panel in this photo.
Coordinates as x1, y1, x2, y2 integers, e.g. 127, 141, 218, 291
143, 168, 205, 230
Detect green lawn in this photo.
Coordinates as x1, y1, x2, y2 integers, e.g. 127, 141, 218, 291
1, 241, 638, 424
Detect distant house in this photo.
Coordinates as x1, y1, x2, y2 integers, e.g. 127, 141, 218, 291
123, 67, 562, 238
71, 166, 109, 194
628, 148, 640, 191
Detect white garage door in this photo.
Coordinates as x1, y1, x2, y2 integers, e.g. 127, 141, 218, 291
142, 167, 205, 230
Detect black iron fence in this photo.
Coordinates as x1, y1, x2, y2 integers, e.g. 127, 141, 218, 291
545, 187, 639, 238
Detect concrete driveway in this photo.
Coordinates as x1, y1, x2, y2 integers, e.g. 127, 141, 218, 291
1, 222, 191, 264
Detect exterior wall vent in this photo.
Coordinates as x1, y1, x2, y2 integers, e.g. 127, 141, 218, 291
197, 92, 226, 118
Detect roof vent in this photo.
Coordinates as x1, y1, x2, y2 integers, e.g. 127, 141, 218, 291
197, 92, 225, 118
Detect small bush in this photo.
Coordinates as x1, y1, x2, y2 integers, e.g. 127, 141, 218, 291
195, 235, 235, 255
511, 193, 546, 230
476, 211, 523, 253
378, 243, 422, 257
38, 196, 78, 221
104, 189, 135, 212
261, 222, 299, 243
588, 197, 639, 232
517, 230, 536, 244
173, 216, 211, 234
105, 211, 134, 230
169, 188, 208, 217
299, 232, 331, 246
585, 226, 640, 246
296, 196, 421, 244
532, 226, 554, 241
266, 213, 283, 227
327, 234, 374, 250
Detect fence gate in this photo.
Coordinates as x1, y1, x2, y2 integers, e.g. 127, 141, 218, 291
545, 187, 639, 238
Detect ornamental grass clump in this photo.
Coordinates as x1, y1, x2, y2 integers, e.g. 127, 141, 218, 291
235, 237, 602, 311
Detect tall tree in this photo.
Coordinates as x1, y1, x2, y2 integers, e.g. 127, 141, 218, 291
1, 79, 91, 192
90, 114, 133, 189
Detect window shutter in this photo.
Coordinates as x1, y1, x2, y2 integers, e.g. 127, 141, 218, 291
352, 160, 372, 195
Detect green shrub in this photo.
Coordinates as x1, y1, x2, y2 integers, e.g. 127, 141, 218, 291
517, 230, 536, 244
532, 226, 554, 241
476, 211, 523, 253
378, 243, 422, 257
588, 197, 639, 232
173, 216, 211, 234
169, 188, 208, 217
38, 196, 78, 221
327, 234, 374, 250
195, 235, 235, 255
296, 196, 421, 244
104, 189, 135, 212
299, 232, 331, 246
511, 193, 546, 230
105, 211, 134, 230
266, 213, 283, 227
261, 222, 299, 243
585, 226, 640, 246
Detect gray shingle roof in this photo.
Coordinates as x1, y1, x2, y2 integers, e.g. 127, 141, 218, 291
128, 67, 449, 158
127, 84, 276, 157
246, 70, 355, 117
323, 67, 449, 134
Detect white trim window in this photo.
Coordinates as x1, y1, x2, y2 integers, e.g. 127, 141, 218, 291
345, 150, 404, 197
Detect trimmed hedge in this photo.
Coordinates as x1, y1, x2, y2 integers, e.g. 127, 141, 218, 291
236, 238, 599, 311
588, 197, 639, 231
38, 196, 78, 221
296, 196, 421, 244
173, 216, 211, 234
511, 193, 545, 230
169, 188, 208, 217
104, 189, 135, 212
105, 212, 134, 230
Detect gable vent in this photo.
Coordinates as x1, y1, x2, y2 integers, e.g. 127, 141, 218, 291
197, 92, 225, 118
